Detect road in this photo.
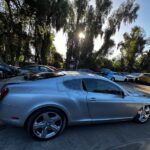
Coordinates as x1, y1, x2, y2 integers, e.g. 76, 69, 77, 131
0, 80, 150, 150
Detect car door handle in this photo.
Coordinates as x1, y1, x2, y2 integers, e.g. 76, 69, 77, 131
89, 98, 97, 102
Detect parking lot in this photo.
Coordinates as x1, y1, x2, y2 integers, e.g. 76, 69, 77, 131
118, 82, 150, 98
0, 81, 149, 150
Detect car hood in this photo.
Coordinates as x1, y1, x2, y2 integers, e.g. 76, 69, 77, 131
127, 75, 139, 78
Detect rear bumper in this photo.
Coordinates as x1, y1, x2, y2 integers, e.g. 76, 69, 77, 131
0, 103, 24, 127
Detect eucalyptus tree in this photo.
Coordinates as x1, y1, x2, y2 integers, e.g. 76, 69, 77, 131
0, 0, 32, 64
118, 26, 148, 71
65, 0, 88, 68
24, 0, 71, 64
66, 0, 140, 69
138, 50, 150, 72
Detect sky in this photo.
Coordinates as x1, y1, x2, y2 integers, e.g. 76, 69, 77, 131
54, 0, 150, 59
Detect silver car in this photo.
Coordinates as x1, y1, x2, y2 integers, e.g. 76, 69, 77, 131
0, 71, 150, 141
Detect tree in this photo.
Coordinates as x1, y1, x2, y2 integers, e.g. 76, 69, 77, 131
0, 0, 70, 67
137, 50, 150, 72
118, 26, 148, 72
66, 0, 140, 70
24, 0, 71, 64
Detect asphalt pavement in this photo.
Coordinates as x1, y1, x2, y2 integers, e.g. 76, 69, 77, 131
1, 121, 150, 150
118, 82, 150, 98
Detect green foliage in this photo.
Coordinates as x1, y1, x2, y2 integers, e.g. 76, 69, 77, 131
0, 0, 67, 67
117, 26, 147, 71
137, 50, 150, 72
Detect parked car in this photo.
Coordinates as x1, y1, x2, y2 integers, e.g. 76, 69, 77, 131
0, 64, 20, 78
20, 65, 55, 75
78, 69, 97, 74
138, 73, 150, 84
126, 73, 141, 82
99, 68, 112, 76
0, 71, 150, 141
120, 72, 129, 76
112, 72, 128, 82
105, 72, 127, 82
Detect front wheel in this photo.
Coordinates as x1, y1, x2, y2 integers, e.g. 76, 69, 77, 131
135, 106, 150, 123
27, 108, 66, 141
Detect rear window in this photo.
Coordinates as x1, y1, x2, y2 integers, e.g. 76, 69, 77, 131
24, 72, 65, 80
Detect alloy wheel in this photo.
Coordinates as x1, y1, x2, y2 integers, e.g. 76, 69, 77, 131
32, 111, 63, 139
137, 106, 150, 123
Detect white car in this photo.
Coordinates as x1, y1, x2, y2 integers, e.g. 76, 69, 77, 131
111, 72, 128, 82
126, 73, 141, 82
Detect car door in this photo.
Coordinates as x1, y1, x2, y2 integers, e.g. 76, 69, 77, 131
114, 73, 122, 81
118, 73, 126, 81
83, 78, 140, 121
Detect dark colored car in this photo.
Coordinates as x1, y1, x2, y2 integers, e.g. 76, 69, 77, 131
0, 64, 19, 78
20, 65, 55, 75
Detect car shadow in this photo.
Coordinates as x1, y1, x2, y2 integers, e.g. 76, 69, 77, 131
1, 121, 150, 150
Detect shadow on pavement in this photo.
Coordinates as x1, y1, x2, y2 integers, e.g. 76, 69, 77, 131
109, 140, 150, 150
1, 121, 150, 150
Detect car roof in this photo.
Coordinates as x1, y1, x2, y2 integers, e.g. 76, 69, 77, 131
23, 65, 48, 67
62, 71, 127, 92
22, 65, 54, 70
62, 71, 107, 80
78, 69, 92, 71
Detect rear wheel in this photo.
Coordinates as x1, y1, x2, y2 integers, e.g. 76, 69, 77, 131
135, 106, 150, 123
27, 108, 66, 141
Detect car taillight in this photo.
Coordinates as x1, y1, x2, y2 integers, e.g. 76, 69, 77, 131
0, 88, 9, 101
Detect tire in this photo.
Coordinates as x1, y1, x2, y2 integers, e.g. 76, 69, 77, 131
135, 106, 150, 123
111, 77, 115, 81
27, 108, 66, 141
135, 78, 138, 82
124, 78, 127, 82
2, 73, 6, 79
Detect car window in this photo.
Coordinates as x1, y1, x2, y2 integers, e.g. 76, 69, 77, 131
83, 79, 122, 95
24, 72, 65, 80
0, 65, 11, 72
40, 66, 52, 72
63, 79, 82, 91
29, 66, 39, 72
